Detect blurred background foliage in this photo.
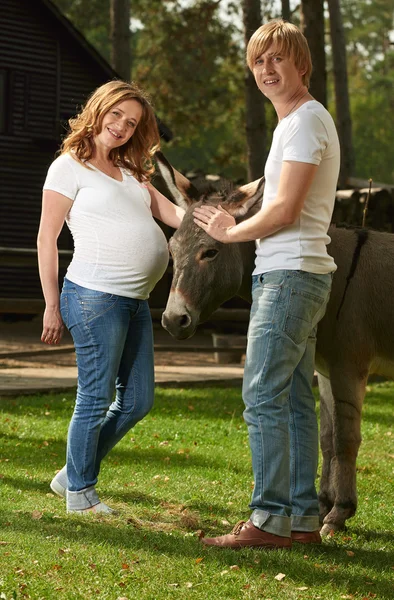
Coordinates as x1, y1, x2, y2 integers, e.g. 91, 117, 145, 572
53, 0, 394, 184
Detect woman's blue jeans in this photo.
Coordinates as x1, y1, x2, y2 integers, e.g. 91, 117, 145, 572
58, 278, 154, 510
243, 270, 332, 537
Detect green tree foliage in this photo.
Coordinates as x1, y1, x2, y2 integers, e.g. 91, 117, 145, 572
339, 0, 394, 183
131, 1, 248, 179
52, 0, 250, 180
51, 0, 394, 184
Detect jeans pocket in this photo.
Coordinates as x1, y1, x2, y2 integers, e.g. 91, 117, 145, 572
284, 289, 325, 345
74, 286, 119, 323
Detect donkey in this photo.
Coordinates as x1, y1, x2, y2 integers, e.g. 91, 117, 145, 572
155, 151, 394, 535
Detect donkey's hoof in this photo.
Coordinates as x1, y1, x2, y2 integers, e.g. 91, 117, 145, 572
320, 523, 341, 537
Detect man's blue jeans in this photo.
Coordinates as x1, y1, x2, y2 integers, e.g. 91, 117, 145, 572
243, 270, 332, 537
57, 278, 154, 511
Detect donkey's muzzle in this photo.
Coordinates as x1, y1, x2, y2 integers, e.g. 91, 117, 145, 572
161, 308, 195, 339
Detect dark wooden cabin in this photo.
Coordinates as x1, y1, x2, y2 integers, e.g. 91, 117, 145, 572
0, 0, 172, 315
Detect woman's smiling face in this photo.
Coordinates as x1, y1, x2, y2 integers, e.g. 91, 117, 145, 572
96, 99, 143, 150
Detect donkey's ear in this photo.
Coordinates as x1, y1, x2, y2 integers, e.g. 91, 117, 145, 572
223, 177, 265, 218
154, 151, 200, 210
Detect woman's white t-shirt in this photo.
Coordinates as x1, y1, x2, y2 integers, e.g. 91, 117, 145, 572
254, 100, 340, 276
43, 153, 169, 299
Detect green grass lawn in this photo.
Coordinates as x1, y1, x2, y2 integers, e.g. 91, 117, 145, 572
0, 382, 393, 600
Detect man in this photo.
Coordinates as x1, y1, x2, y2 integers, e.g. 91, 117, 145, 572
193, 20, 340, 549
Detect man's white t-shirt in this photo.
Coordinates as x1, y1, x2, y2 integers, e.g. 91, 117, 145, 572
254, 100, 340, 276
43, 153, 169, 299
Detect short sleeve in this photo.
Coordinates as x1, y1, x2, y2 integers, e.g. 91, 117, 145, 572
43, 154, 79, 200
282, 110, 329, 166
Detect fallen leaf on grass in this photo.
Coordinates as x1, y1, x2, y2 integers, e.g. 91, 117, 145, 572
195, 558, 204, 564
274, 573, 286, 581
221, 519, 230, 526
185, 582, 193, 588
31, 511, 43, 520
0, 541, 9, 545
195, 530, 205, 539
89, 563, 97, 570
221, 570, 229, 576
243, 584, 251, 589
230, 565, 240, 571
328, 529, 336, 537
346, 550, 355, 557
121, 563, 129, 570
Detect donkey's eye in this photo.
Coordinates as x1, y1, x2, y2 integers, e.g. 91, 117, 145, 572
201, 249, 219, 260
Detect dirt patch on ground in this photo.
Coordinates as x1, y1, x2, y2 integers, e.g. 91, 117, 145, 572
0, 318, 245, 370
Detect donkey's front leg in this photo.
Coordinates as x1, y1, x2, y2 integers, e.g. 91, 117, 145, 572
317, 373, 335, 523
320, 366, 366, 535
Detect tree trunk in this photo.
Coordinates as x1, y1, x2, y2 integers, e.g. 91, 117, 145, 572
281, 0, 291, 21
300, 0, 326, 106
110, 0, 131, 80
242, 0, 266, 181
328, 0, 355, 187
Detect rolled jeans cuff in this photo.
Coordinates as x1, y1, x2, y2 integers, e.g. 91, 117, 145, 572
250, 509, 291, 538
67, 485, 100, 511
291, 514, 320, 532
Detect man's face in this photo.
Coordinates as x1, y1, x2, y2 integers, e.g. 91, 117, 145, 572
252, 43, 305, 101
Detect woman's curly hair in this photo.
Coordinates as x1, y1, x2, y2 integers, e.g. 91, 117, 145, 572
60, 80, 160, 181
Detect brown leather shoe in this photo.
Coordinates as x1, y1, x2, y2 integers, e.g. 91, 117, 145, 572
201, 520, 292, 549
291, 530, 322, 544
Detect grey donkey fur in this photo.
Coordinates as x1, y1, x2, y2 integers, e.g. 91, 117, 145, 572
155, 151, 394, 535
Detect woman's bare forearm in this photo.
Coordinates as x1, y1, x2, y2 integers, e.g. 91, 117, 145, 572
37, 238, 61, 309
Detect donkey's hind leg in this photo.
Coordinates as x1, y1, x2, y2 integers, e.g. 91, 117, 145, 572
320, 366, 366, 535
317, 373, 335, 523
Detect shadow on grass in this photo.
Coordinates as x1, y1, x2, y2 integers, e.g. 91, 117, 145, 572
2, 509, 393, 598
1, 431, 235, 475
1, 472, 238, 518
0, 388, 246, 421
350, 527, 394, 543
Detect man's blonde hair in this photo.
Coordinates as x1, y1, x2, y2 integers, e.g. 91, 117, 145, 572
246, 20, 312, 87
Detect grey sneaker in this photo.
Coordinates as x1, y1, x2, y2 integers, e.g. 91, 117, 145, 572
50, 476, 67, 498
67, 502, 118, 515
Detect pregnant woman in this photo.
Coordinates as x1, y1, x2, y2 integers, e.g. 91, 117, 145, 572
37, 80, 184, 514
